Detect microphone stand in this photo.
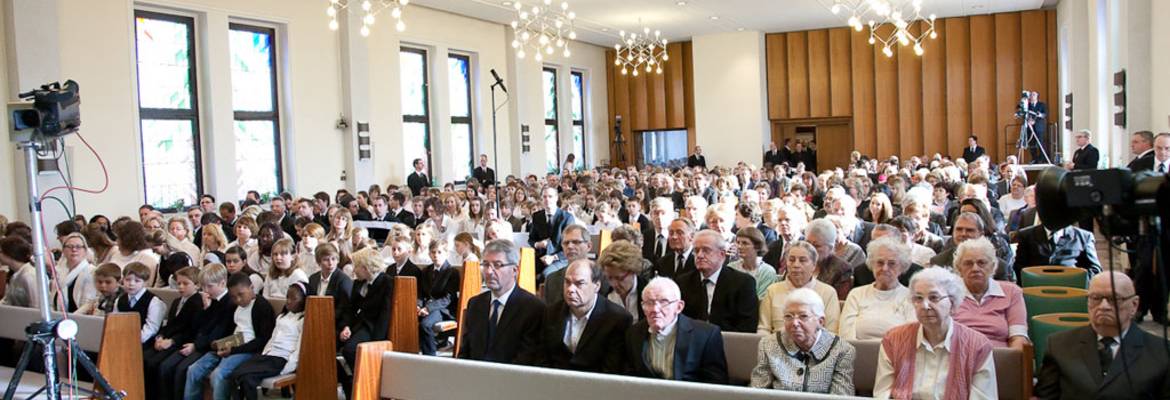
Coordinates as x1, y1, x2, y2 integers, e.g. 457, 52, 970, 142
490, 80, 510, 220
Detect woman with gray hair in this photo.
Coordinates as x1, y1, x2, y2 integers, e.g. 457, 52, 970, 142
874, 267, 997, 399
805, 218, 853, 300
952, 237, 1029, 349
838, 237, 916, 340
751, 288, 856, 395
759, 241, 841, 333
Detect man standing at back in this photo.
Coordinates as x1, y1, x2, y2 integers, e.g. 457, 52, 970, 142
687, 146, 707, 169
458, 239, 545, 365
407, 158, 431, 196
1126, 131, 1155, 171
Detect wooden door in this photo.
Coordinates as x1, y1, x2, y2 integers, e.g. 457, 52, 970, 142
772, 118, 854, 171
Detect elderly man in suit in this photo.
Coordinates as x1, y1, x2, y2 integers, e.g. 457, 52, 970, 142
1066, 129, 1100, 170
1035, 271, 1170, 399
1127, 131, 1156, 171
675, 230, 759, 333
626, 277, 728, 384
1013, 223, 1102, 281
458, 239, 546, 365
542, 259, 632, 373
655, 219, 697, 279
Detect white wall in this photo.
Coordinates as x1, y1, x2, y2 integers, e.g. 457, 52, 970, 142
1150, 0, 1170, 133
0, 1, 15, 218
691, 31, 770, 168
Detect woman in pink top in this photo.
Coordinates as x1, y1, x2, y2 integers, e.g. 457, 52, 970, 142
952, 237, 1030, 349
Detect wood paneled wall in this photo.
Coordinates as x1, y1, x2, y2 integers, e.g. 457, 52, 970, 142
605, 42, 695, 167
767, 9, 1058, 163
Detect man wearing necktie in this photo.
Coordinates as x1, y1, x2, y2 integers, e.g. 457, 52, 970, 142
1153, 133, 1170, 174
1125, 131, 1155, 171
458, 239, 546, 365
655, 219, 696, 279
1131, 132, 1170, 325
407, 158, 432, 196
674, 230, 758, 333
962, 135, 986, 164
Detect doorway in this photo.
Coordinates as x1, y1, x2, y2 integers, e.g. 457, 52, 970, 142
772, 118, 853, 171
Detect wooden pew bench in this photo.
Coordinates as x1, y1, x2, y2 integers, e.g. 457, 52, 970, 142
0, 305, 144, 400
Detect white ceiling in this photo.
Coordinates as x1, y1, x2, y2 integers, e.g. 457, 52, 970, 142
412, 0, 1048, 47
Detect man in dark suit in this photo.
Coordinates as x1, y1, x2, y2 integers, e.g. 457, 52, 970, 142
764, 142, 782, 166
365, 194, 396, 243
1066, 129, 1100, 170
472, 154, 496, 187
458, 239, 546, 365
687, 146, 707, 169
388, 192, 416, 228
528, 187, 576, 266
655, 219, 696, 279
385, 239, 424, 283
419, 243, 461, 355
1024, 91, 1049, 163
675, 230, 758, 333
1035, 272, 1170, 399
1013, 224, 1102, 281
542, 259, 632, 373
307, 244, 353, 331
542, 225, 602, 306
625, 277, 728, 384
407, 158, 432, 196
962, 135, 986, 163
779, 139, 794, 166
1127, 130, 1156, 171
623, 198, 660, 261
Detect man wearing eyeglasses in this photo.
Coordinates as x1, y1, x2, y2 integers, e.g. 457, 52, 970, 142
625, 277, 727, 384
1035, 271, 1170, 399
542, 225, 608, 306
457, 239, 546, 365
675, 230, 759, 333
542, 259, 631, 373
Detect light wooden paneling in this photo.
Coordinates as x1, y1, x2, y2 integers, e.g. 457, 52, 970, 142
808, 29, 831, 118
786, 31, 810, 118
1046, 10, 1059, 125
921, 21, 947, 156
683, 42, 696, 152
898, 24, 924, 158
1021, 10, 1048, 103
766, 34, 790, 120
944, 17, 972, 157
850, 29, 877, 156
829, 28, 853, 117
651, 68, 667, 129
665, 43, 686, 128
970, 15, 998, 161
995, 12, 1022, 163
873, 25, 900, 158
631, 71, 649, 131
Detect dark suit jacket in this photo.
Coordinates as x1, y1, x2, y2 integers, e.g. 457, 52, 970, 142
407, 171, 431, 196
1071, 144, 1100, 170
654, 250, 696, 279
457, 287, 546, 365
528, 208, 575, 256
756, 223, 780, 245
764, 150, 782, 166
157, 294, 204, 344
341, 273, 394, 340
473, 166, 496, 186
962, 146, 986, 163
309, 268, 353, 325
542, 298, 632, 373
420, 262, 460, 319
1009, 207, 1038, 233
229, 298, 276, 356
625, 315, 728, 384
543, 263, 611, 307
1035, 325, 1170, 400
687, 155, 706, 169
675, 266, 758, 333
762, 237, 788, 271
1128, 151, 1155, 172
193, 294, 237, 352
1013, 225, 1102, 278
779, 147, 793, 166
392, 209, 417, 229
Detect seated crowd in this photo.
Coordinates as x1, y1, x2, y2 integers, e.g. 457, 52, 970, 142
0, 147, 1167, 399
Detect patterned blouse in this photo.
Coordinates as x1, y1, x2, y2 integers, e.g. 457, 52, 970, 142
750, 328, 856, 396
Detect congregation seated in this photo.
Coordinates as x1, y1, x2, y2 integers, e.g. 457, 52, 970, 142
839, 237, 916, 340
930, 212, 1014, 281
952, 237, 1030, 349
625, 277, 728, 384
654, 218, 697, 279
227, 282, 308, 400
750, 287, 856, 395
338, 247, 394, 396
851, 223, 925, 288
759, 241, 841, 333
675, 230, 759, 333
542, 259, 632, 373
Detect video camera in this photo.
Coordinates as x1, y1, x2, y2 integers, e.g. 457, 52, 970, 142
8, 80, 81, 142
1035, 166, 1170, 236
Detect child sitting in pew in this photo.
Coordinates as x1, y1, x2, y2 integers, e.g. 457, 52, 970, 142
160, 263, 234, 400
261, 238, 307, 299
116, 261, 167, 344
144, 266, 203, 398
225, 245, 264, 294
227, 282, 308, 400
419, 239, 460, 356
307, 242, 352, 331
78, 262, 123, 315
184, 272, 276, 400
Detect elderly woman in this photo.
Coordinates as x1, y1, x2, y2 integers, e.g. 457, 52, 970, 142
751, 288, 856, 395
838, 237, 916, 340
599, 240, 649, 322
953, 237, 1029, 349
729, 227, 777, 298
610, 224, 654, 275
804, 219, 853, 300
874, 268, 997, 399
759, 241, 841, 333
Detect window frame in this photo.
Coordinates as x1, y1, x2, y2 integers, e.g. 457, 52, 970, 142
228, 22, 284, 196
132, 9, 204, 212
570, 70, 586, 170
448, 53, 474, 184
401, 46, 434, 178
543, 66, 561, 173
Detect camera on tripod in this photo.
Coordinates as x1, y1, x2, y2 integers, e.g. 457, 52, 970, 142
8, 80, 81, 142
1035, 166, 1169, 236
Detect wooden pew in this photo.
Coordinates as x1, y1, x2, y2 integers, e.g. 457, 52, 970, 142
388, 276, 419, 354
351, 341, 394, 400
150, 288, 286, 314
452, 261, 481, 356
598, 229, 613, 253
0, 305, 145, 400
257, 296, 337, 399
518, 247, 536, 293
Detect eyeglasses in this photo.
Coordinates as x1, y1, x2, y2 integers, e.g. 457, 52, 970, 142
782, 313, 818, 323
641, 299, 679, 309
911, 294, 951, 305
482, 261, 517, 270
1088, 294, 1137, 305
63, 244, 87, 250
561, 239, 587, 246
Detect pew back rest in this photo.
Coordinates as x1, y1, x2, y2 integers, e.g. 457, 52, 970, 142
0, 304, 105, 352
723, 332, 764, 385
150, 287, 286, 312
377, 351, 859, 400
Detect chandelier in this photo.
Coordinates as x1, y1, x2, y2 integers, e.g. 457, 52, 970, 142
510, 0, 578, 61
826, 0, 875, 32
867, 0, 936, 57
613, 25, 669, 77
326, 0, 410, 37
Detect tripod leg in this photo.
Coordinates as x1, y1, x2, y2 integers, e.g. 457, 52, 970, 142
71, 341, 125, 400
2, 340, 37, 400
38, 336, 60, 400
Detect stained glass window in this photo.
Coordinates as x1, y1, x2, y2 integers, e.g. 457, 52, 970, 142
134, 11, 202, 210
230, 24, 282, 200
570, 71, 586, 170
448, 54, 473, 182
401, 47, 432, 178
543, 68, 560, 173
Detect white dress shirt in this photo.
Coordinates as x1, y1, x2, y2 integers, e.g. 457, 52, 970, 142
702, 267, 723, 314
234, 298, 257, 343
563, 300, 596, 353
263, 310, 305, 374
127, 288, 168, 343
873, 319, 997, 400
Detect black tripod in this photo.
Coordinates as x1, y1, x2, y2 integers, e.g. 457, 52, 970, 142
1017, 113, 1051, 164
3, 320, 124, 400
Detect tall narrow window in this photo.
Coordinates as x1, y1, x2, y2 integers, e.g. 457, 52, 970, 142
401, 47, 432, 178
570, 71, 586, 170
229, 24, 282, 200
133, 11, 202, 210
542, 67, 560, 173
448, 54, 473, 181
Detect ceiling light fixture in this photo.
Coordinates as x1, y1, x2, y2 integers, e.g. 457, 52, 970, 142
709, 16, 719, 20
866, 0, 937, 57
327, 0, 410, 36
676, 1, 687, 5
613, 21, 668, 77
510, 0, 577, 61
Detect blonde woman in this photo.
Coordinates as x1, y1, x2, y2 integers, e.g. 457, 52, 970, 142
200, 223, 229, 260
328, 209, 358, 255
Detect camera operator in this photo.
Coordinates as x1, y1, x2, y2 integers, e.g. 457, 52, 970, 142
1015, 91, 1048, 164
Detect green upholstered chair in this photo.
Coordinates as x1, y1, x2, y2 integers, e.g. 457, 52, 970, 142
1021, 266, 1088, 289
1031, 312, 1090, 367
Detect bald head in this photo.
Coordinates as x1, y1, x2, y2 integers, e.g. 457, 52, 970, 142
1087, 271, 1139, 336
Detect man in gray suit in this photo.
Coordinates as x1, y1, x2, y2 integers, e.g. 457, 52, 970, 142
1035, 271, 1170, 399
